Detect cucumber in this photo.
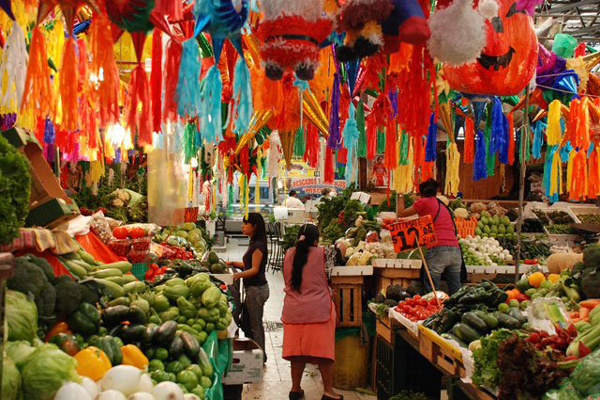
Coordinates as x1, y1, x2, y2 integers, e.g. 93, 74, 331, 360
102, 261, 132, 273
62, 252, 81, 261
507, 307, 527, 325
452, 323, 482, 344
462, 312, 488, 332
95, 278, 126, 299
63, 260, 88, 279
108, 297, 131, 307
123, 281, 146, 294
104, 275, 136, 285
90, 268, 123, 278
493, 311, 521, 329
473, 310, 499, 329
77, 250, 99, 266
71, 260, 94, 272
441, 333, 467, 348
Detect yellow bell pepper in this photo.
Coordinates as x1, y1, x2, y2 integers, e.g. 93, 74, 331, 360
121, 345, 149, 369
74, 346, 112, 381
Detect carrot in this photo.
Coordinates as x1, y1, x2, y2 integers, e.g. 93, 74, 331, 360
571, 317, 583, 323
580, 300, 600, 310
579, 307, 590, 319
569, 311, 580, 319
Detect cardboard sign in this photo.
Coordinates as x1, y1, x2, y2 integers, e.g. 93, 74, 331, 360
389, 215, 438, 253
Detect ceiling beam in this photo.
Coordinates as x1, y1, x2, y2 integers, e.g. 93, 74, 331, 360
548, 0, 600, 14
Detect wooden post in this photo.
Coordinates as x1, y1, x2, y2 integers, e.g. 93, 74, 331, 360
515, 86, 530, 284
415, 236, 441, 307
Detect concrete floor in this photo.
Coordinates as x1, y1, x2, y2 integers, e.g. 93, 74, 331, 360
221, 240, 376, 400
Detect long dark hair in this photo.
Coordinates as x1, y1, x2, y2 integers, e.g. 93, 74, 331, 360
419, 178, 439, 198
291, 224, 320, 292
243, 212, 267, 243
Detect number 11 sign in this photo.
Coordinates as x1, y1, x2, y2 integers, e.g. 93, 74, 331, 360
389, 215, 438, 253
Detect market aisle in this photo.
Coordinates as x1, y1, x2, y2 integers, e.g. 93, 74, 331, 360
222, 240, 376, 399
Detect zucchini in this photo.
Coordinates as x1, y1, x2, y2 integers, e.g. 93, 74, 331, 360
441, 333, 467, 348
165, 278, 186, 287
108, 297, 131, 307
77, 250, 99, 266
95, 278, 125, 299
508, 307, 527, 325
71, 260, 94, 272
102, 261, 133, 273
123, 281, 146, 294
90, 268, 123, 278
63, 260, 88, 279
473, 310, 499, 330
462, 312, 488, 332
104, 275, 136, 285
493, 312, 521, 329
452, 323, 482, 344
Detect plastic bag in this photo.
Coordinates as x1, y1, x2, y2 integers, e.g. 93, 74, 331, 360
6, 290, 38, 344
20, 344, 80, 400
571, 347, 600, 396
2, 357, 21, 400
543, 380, 583, 400
552, 34, 578, 59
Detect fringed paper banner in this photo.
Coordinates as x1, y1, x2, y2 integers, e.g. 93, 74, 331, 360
547, 100, 562, 145
544, 145, 562, 202
0, 21, 27, 112
384, 118, 398, 170
293, 127, 305, 158
377, 129, 386, 154
366, 122, 377, 160
445, 141, 460, 196
177, 38, 202, 117
588, 146, 600, 199
425, 113, 436, 162
464, 117, 474, 163
21, 27, 54, 120
399, 132, 409, 166
151, 30, 163, 132
343, 103, 360, 185
304, 123, 320, 168
324, 146, 334, 183
570, 148, 588, 200
532, 120, 546, 160
327, 73, 341, 149
231, 57, 253, 134
163, 40, 183, 123
356, 100, 366, 158
507, 113, 515, 165
58, 38, 78, 132
393, 135, 414, 193
199, 66, 223, 143
485, 111, 496, 177
473, 130, 487, 181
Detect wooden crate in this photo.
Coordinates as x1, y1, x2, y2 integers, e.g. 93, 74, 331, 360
331, 275, 364, 327
375, 267, 419, 293
418, 325, 463, 377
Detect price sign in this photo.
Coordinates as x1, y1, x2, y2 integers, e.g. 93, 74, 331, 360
389, 215, 438, 253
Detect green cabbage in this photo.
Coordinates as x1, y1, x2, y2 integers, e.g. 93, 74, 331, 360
6, 340, 36, 368
21, 344, 80, 400
572, 347, 600, 396
6, 290, 38, 344
2, 357, 21, 400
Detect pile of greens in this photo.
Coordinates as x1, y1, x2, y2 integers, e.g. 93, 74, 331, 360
0, 135, 31, 244
389, 390, 430, 400
282, 225, 301, 253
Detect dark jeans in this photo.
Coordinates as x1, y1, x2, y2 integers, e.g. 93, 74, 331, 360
244, 284, 270, 353
423, 245, 462, 295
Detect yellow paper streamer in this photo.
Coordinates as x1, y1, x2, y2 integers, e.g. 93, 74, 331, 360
255, 148, 261, 211
567, 149, 575, 193
445, 142, 460, 196
303, 89, 330, 139
235, 109, 273, 155
566, 57, 588, 92
188, 168, 194, 203
547, 100, 562, 145
245, 175, 250, 217
550, 151, 563, 196
393, 137, 414, 193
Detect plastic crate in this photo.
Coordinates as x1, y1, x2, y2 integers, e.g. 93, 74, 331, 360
131, 262, 148, 280
376, 335, 395, 400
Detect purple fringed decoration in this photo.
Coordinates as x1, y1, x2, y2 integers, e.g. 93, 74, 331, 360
516, 0, 543, 15
44, 143, 55, 163
115, 148, 121, 164
473, 130, 487, 181
425, 113, 437, 162
327, 73, 341, 149
43, 118, 55, 144
0, 112, 16, 131
389, 90, 398, 117
537, 45, 567, 87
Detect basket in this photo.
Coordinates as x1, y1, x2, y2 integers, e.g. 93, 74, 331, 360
131, 262, 148, 280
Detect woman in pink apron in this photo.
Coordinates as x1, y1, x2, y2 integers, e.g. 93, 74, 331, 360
282, 224, 342, 400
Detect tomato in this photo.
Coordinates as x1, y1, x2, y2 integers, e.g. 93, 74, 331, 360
129, 227, 146, 238
113, 227, 129, 239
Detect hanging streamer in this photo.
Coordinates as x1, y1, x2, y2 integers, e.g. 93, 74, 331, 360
399, 132, 409, 165
356, 100, 366, 158
324, 146, 334, 183
473, 130, 487, 181
199, 66, 223, 143
485, 110, 496, 177
343, 103, 360, 185
366, 122, 377, 160
327, 73, 341, 149
163, 40, 183, 122
588, 146, 600, 199
177, 39, 202, 117
0, 21, 27, 111
507, 113, 515, 165
21, 27, 54, 120
531, 120, 546, 159
151, 31, 163, 132
425, 113, 437, 162
544, 145, 562, 202
231, 57, 253, 134
445, 142, 460, 196
464, 117, 475, 163
304, 124, 320, 168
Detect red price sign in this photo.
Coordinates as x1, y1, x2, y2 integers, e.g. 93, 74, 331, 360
389, 215, 438, 253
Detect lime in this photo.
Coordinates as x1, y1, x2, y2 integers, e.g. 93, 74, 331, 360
540, 280, 553, 289
498, 303, 510, 313
155, 348, 169, 361
149, 359, 165, 372
508, 299, 520, 308
177, 370, 199, 392
520, 300, 531, 311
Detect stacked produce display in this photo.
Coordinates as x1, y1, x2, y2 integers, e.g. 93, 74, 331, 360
3, 239, 233, 400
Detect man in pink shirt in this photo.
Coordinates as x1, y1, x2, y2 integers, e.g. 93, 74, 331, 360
397, 179, 463, 294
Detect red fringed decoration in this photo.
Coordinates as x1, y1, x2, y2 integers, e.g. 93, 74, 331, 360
366, 122, 377, 160
507, 113, 515, 165
337, 146, 348, 164
324, 146, 335, 183
90, 12, 119, 127
162, 39, 183, 122
240, 145, 250, 176
397, 45, 431, 138
304, 124, 320, 167
125, 33, 152, 146
21, 27, 54, 118
589, 147, 599, 199
59, 38, 79, 132
422, 161, 434, 182
384, 118, 397, 169
464, 117, 475, 163
151, 31, 163, 133
77, 38, 99, 150
34, 117, 44, 143
570, 149, 588, 200
154, 0, 183, 21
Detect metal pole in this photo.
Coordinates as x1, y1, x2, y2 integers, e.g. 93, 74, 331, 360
515, 86, 531, 284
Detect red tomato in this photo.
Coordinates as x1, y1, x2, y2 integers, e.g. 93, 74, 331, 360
113, 227, 128, 239
129, 227, 145, 238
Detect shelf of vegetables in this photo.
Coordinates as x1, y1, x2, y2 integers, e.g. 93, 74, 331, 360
3, 243, 235, 400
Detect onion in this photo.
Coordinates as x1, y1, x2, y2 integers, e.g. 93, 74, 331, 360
138, 374, 153, 393
54, 382, 92, 400
101, 365, 143, 396
183, 395, 201, 400
98, 390, 128, 400
81, 377, 99, 399
153, 382, 184, 400
128, 393, 157, 400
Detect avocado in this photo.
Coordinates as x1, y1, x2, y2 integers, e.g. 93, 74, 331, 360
207, 252, 220, 265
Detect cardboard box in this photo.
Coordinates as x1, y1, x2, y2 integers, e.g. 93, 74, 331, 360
221, 338, 264, 385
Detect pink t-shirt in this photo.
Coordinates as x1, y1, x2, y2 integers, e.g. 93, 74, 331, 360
413, 197, 459, 248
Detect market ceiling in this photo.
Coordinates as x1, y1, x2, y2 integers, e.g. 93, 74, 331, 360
535, 0, 600, 43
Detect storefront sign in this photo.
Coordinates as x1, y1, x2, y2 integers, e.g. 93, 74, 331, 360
389, 215, 438, 253
290, 178, 346, 196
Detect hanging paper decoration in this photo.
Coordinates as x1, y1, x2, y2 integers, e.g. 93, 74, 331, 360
324, 146, 335, 183
425, 113, 437, 162
588, 146, 600, 199
507, 112, 515, 165
356, 100, 367, 158
302, 89, 329, 138
445, 141, 460, 196
257, 0, 332, 80
177, 38, 202, 117
490, 98, 509, 164
124, 33, 153, 146
163, 40, 183, 122
234, 110, 273, 154
105, 0, 155, 33
473, 130, 487, 180
443, 0, 538, 95
343, 103, 360, 184
151, 30, 163, 132
304, 123, 320, 168
0, 21, 27, 112
231, 57, 253, 133
531, 120, 546, 159
21, 27, 55, 120
58, 38, 79, 131
464, 117, 475, 163
327, 73, 341, 149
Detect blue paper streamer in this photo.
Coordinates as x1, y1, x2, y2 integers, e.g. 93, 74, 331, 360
531, 120, 546, 159
425, 113, 437, 162
176, 39, 202, 117
543, 144, 560, 202
43, 118, 55, 144
199, 66, 223, 143
473, 130, 487, 181
560, 140, 572, 162
343, 103, 360, 185
231, 57, 253, 134
327, 73, 341, 149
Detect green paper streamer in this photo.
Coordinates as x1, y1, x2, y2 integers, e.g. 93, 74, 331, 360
183, 123, 199, 164
293, 127, 305, 157
399, 132, 409, 165
227, 185, 234, 214
357, 101, 366, 158
377, 128, 386, 154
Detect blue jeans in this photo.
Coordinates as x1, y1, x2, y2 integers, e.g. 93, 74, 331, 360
422, 245, 462, 295
245, 284, 270, 354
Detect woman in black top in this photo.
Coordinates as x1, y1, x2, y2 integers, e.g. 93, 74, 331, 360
227, 213, 270, 359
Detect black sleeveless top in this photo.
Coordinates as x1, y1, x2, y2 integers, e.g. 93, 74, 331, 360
242, 239, 268, 287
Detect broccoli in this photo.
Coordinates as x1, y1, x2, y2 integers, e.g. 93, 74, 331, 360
37, 284, 56, 318
9, 256, 50, 299
54, 277, 82, 315
27, 256, 55, 282
79, 282, 100, 305
583, 244, 600, 270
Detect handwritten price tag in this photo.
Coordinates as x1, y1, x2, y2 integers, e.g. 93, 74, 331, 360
389, 215, 438, 253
